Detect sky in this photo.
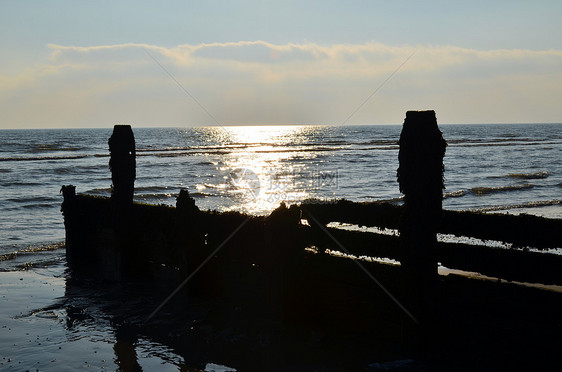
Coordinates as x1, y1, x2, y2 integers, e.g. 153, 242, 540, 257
1, 0, 561, 128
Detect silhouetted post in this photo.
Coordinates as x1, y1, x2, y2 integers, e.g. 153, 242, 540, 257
176, 188, 199, 214
60, 184, 77, 261
397, 110, 446, 322
109, 125, 136, 205
60, 184, 76, 205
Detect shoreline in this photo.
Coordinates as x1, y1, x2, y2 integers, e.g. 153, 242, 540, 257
0, 262, 203, 371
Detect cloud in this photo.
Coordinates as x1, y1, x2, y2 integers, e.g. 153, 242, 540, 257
1, 41, 561, 127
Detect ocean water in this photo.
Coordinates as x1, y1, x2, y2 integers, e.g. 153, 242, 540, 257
0, 123, 561, 370
0, 123, 561, 267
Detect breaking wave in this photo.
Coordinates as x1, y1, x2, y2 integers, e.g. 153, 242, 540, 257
507, 171, 549, 179
0, 242, 65, 271
29, 144, 83, 153
470, 183, 534, 195
443, 184, 537, 199
0, 154, 90, 162
470, 199, 561, 212
443, 190, 466, 199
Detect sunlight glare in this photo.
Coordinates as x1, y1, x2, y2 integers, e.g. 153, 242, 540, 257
219, 125, 312, 215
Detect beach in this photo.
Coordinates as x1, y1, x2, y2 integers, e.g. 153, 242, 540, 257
3, 245, 562, 370
1, 123, 561, 370
0, 261, 238, 371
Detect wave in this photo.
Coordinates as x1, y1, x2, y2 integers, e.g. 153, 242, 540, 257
18, 203, 57, 210
135, 191, 216, 201
135, 193, 174, 201
195, 161, 217, 166
507, 171, 549, 180
0, 154, 89, 162
0, 181, 43, 187
441, 184, 536, 199
385, 186, 534, 201
0, 247, 65, 272
364, 145, 400, 150
448, 140, 560, 148
135, 191, 213, 200
443, 190, 466, 198
470, 199, 561, 212
134, 186, 174, 193
447, 138, 529, 144
323, 140, 349, 145
0, 242, 65, 263
255, 147, 341, 154
3, 205, 53, 212
54, 167, 73, 174
86, 186, 181, 198
137, 144, 254, 153
29, 144, 82, 153
201, 183, 228, 189
8, 138, 553, 162
84, 187, 112, 195
365, 139, 397, 145
145, 146, 346, 157
470, 183, 534, 195
190, 191, 214, 198
0, 142, 383, 163
143, 149, 232, 157
5, 195, 59, 204
175, 137, 559, 150
447, 136, 561, 144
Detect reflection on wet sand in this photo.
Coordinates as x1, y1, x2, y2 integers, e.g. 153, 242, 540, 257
114, 325, 142, 372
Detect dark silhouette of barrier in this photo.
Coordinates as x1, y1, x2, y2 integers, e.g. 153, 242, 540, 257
60, 117, 562, 370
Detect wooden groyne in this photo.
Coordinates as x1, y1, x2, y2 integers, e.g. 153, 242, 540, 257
61, 111, 562, 370
61, 114, 562, 368
61, 114, 562, 286
61, 114, 562, 294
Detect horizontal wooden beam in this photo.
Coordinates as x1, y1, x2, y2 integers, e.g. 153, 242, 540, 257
299, 200, 561, 249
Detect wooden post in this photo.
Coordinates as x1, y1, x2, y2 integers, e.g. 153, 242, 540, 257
109, 125, 136, 205
176, 188, 199, 214
397, 110, 447, 321
60, 184, 76, 205
107, 125, 135, 280
60, 184, 77, 261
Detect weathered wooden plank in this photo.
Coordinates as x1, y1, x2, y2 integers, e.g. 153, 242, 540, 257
439, 209, 562, 249
305, 226, 562, 285
299, 201, 561, 249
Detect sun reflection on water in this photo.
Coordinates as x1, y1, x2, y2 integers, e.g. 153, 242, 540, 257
197, 125, 319, 215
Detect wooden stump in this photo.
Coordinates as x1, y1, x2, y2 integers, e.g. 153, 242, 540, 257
109, 125, 136, 205
397, 110, 447, 325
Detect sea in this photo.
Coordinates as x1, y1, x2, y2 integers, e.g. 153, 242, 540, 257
0, 123, 561, 370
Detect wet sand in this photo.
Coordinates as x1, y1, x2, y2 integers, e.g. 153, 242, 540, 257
3, 258, 562, 371
0, 260, 419, 371
0, 263, 208, 372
